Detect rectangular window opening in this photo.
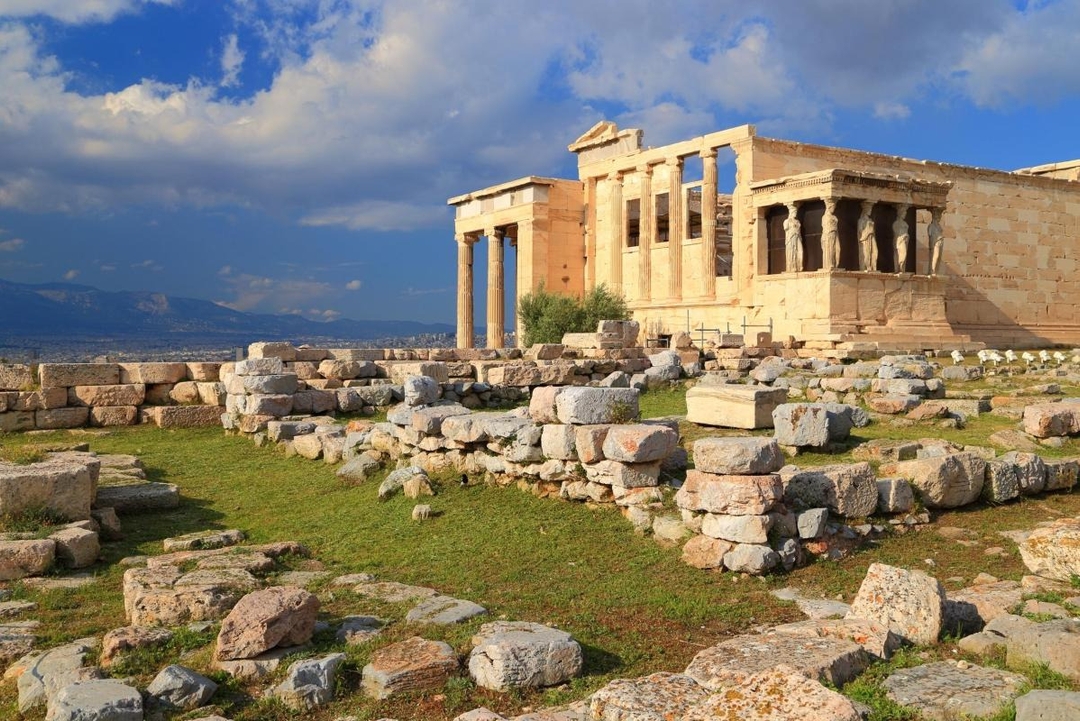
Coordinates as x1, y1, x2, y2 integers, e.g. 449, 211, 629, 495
655, 193, 669, 243
686, 186, 702, 239
626, 198, 640, 248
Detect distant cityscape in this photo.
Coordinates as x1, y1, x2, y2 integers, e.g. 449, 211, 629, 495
0, 332, 469, 364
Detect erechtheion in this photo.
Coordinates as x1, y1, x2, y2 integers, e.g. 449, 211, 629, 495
449, 121, 1080, 351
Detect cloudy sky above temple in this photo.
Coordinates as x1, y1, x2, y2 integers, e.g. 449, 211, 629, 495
0, 0, 1077, 324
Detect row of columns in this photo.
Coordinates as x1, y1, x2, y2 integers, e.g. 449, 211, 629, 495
456, 222, 535, 349
606, 147, 720, 300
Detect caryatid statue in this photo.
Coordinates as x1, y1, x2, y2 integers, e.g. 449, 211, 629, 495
783, 202, 803, 272
823, 198, 840, 270
857, 200, 877, 271
928, 207, 945, 275
893, 203, 911, 273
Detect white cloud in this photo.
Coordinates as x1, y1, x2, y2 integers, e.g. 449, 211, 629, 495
300, 200, 449, 232
221, 33, 244, 87
345, 279, 361, 290
0, 237, 24, 251
873, 102, 911, 121
0, 0, 1075, 237
0, 0, 178, 24
218, 265, 232, 276
131, 259, 163, 271
957, 1, 1080, 107
63, 268, 79, 280
217, 272, 332, 312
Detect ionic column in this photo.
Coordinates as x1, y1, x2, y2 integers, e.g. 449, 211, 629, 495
608, 172, 623, 291
584, 177, 597, 290
667, 158, 684, 300
486, 227, 505, 348
639, 164, 653, 301
514, 220, 534, 347
455, 234, 475, 348
701, 148, 718, 297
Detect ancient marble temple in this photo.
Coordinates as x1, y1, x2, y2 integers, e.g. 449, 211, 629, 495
449, 122, 1080, 350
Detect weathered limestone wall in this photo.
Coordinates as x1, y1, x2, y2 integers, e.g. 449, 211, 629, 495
746, 138, 1080, 346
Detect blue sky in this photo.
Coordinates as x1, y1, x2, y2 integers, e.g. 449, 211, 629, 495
0, 0, 1077, 324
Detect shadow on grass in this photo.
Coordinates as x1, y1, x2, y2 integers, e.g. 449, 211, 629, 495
579, 641, 623, 677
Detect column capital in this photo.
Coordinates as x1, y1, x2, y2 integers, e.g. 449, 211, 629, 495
638, 163, 654, 177
606, 170, 624, 182
665, 156, 683, 169
485, 226, 504, 241
700, 146, 718, 160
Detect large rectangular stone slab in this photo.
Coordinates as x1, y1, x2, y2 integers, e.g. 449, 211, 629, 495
686, 385, 787, 429
139, 406, 224, 428
35, 408, 89, 429
555, 388, 639, 425
0, 365, 33, 391
39, 364, 119, 388
69, 384, 146, 407
118, 363, 188, 384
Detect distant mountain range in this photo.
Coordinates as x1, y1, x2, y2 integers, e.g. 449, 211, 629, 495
0, 278, 458, 349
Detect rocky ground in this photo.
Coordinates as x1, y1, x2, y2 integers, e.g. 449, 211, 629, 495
1, 353, 1079, 720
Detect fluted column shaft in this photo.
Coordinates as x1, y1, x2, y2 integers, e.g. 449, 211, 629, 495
667, 158, 684, 300
639, 164, 653, 301
456, 235, 475, 348
486, 227, 505, 348
608, 172, 623, 292
584, 177, 597, 291
514, 220, 533, 348
701, 148, 718, 297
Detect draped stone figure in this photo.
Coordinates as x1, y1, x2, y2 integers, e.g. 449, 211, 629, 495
893, 203, 910, 273
928, 207, 945, 275
857, 200, 877, 271
783, 202, 803, 272
823, 198, 840, 270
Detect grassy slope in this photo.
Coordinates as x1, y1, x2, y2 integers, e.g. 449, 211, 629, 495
0, 380, 1077, 719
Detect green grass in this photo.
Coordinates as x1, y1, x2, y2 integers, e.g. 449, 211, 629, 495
1, 375, 1079, 719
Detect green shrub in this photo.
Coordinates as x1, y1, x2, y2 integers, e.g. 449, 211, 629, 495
518, 283, 629, 346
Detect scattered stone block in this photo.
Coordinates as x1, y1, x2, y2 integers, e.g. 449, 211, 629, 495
353, 580, 438, 603
147, 664, 217, 711
692, 437, 784, 475
0, 539, 55, 581
100, 626, 173, 666
1014, 690, 1080, 721
406, 596, 487, 625
675, 471, 783, 516
781, 462, 878, 518
681, 536, 733, 570
601, 424, 678, 463
683, 666, 862, 721
847, 563, 945, 646
163, 529, 245, 553
123, 566, 256, 627
1018, 517, 1080, 582
1022, 402, 1080, 438
361, 636, 459, 699
17, 637, 98, 712
893, 452, 986, 508
468, 621, 583, 691
0, 455, 96, 521
768, 617, 897, 660
45, 679, 143, 721
49, 528, 99, 569
882, 661, 1026, 721
1045, 458, 1079, 491
943, 580, 1024, 636
722, 544, 779, 574
684, 632, 868, 690
215, 586, 319, 661
875, 477, 915, 513
95, 483, 179, 514
686, 385, 787, 429
589, 672, 708, 721
556, 387, 640, 425
336, 615, 385, 645
271, 653, 345, 711
701, 514, 771, 544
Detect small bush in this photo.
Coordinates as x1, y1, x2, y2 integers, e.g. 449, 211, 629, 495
518, 283, 629, 346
